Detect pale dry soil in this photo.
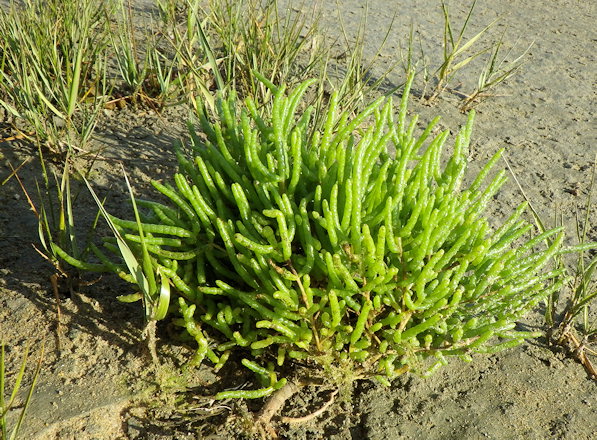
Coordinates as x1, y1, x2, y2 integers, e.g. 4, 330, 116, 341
0, 0, 596, 439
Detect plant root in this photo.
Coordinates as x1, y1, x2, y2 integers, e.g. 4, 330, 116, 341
256, 381, 300, 426
557, 330, 597, 380
280, 389, 338, 424
253, 381, 337, 439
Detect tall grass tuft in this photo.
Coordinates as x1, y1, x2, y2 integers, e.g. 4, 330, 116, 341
204, 0, 327, 101
505, 154, 597, 379
423, 0, 529, 108
460, 32, 532, 111
0, 0, 111, 153
107, 0, 184, 109
545, 161, 597, 378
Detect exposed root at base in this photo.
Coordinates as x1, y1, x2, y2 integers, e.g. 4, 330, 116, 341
256, 381, 301, 426
280, 389, 338, 424
253, 381, 338, 439
555, 330, 596, 380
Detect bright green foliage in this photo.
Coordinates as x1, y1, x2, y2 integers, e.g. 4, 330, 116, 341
66, 73, 569, 397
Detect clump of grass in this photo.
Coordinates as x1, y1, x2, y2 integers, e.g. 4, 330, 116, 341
54, 72, 580, 430
330, 1, 399, 115
204, 0, 327, 100
460, 32, 532, 111
107, 0, 184, 109
426, 0, 495, 103
34, 157, 98, 281
108, 0, 151, 102
424, 0, 529, 108
0, 0, 111, 153
551, 230, 597, 379
156, 0, 224, 113
161, 0, 398, 129
8, 153, 100, 348
505, 155, 597, 379
546, 162, 596, 378
0, 341, 44, 440
198, 0, 403, 135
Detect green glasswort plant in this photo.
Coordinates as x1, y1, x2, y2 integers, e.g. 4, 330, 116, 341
57, 72, 575, 422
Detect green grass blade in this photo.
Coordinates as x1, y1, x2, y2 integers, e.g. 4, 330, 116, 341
154, 273, 171, 321
6, 346, 29, 409
194, 6, 225, 91
32, 81, 66, 120
62, 161, 78, 258
67, 40, 84, 117
9, 342, 44, 440
440, 1, 455, 51
452, 20, 497, 60
453, 0, 478, 49
450, 46, 491, 72
82, 177, 151, 306
0, 98, 21, 119
122, 166, 161, 319
1, 344, 5, 438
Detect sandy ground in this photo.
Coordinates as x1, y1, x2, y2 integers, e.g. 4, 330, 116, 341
0, 0, 595, 439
